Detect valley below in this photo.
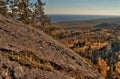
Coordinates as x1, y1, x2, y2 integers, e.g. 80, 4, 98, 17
46, 18, 120, 79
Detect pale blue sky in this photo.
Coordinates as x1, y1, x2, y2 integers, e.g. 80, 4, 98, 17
31, 0, 120, 15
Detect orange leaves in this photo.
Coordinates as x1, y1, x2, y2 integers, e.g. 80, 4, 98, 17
97, 58, 110, 77
115, 61, 120, 74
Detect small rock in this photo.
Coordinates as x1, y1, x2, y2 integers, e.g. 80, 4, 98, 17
14, 66, 24, 78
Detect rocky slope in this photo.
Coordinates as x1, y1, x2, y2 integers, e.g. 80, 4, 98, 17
0, 15, 104, 79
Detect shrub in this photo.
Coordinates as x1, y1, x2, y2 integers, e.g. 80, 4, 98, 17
0, 50, 53, 71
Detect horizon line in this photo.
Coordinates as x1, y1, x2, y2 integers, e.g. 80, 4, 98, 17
45, 14, 120, 16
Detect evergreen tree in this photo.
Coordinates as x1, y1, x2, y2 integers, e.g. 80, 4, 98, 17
17, 0, 31, 23
33, 0, 45, 28
0, 0, 8, 15
0, 0, 51, 29
8, 0, 19, 17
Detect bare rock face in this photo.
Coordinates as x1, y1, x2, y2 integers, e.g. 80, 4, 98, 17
0, 15, 104, 79
0, 55, 74, 79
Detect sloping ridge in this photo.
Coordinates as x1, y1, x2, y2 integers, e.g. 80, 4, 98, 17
94, 23, 120, 29
0, 15, 104, 79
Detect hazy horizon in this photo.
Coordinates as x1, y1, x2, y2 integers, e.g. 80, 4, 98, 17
45, 14, 120, 16
47, 14, 120, 22
46, 14, 120, 16
31, 0, 120, 16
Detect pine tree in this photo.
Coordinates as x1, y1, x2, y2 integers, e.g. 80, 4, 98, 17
8, 0, 30, 23
17, 0, 31, 23
33, 0, 45, 28
0, 0, 8, 15
8, 0, 19, 17
0, 0, 51, 29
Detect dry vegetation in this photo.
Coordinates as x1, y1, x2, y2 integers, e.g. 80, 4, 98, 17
48, 22, 120, 79
0, 50, 54, 71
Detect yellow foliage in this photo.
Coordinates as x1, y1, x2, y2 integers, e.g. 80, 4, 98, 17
115, 62, 120, 74
97, 58, 110, 77
91, 42, 109, 50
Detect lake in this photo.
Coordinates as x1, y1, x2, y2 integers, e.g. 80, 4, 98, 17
47, 14, 120, 23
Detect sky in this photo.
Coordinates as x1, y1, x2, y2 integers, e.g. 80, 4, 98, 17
31, 0, 120, 15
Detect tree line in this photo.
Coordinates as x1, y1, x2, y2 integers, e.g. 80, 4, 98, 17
0, 0, 51, 29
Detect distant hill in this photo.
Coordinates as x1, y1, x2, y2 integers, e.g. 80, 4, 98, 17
94, 23, 120, 29
0, 15, 104, 79
89, 18, 120, 24
55, 17, 120, 30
